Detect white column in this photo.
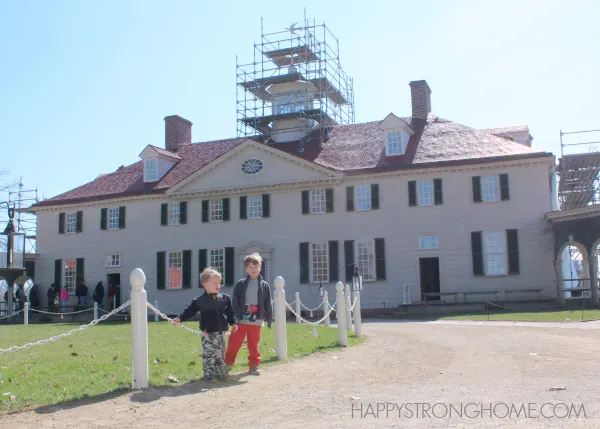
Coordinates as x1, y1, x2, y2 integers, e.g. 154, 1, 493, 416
344, 284, 353, 333
323, 291, 330, 327
24, 301, 29, 325
295, 292, 301, 323
336, 282, 348, 347
274, 276, 288, 360
354, 291, 362, 337
130, 268, 149, 390
154, 300, 159, 322
94, 302, 99, 321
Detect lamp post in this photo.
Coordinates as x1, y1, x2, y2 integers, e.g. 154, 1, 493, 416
351, 264, 363, 292
0, 203, 26, 317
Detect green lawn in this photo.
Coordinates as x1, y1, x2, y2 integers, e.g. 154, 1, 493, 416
0, 321, 363, 412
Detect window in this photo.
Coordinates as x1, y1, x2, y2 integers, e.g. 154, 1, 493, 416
209, 249, 224, 283
108, 208, 119, 230
386, 130, 404, 155
417, 180, 433, 206
167, 251, 183, 289
168, 203, 180, 225
311, 242, 328, 282
483, 232, 506, 275
355, 239, 375, 281
144, 159, 157, 182
66, 213, 77, 233
248, 195, 263, 219
355, 186, 371, 211
482, 176, 499, 202
64, 259, 76, 293
419, 235, 438, 249
106, 253, 121, 268
310, 189, 326, 214
210, 199, 223, 222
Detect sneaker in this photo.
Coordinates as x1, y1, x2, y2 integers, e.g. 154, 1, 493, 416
204, 375, 215, 382
217, 366, 230, 381
249, 367, 261, 376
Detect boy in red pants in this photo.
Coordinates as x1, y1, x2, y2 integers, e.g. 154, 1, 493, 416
225, 252, 272, 375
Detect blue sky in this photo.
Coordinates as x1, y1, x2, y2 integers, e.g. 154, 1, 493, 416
1, 0, 599, 202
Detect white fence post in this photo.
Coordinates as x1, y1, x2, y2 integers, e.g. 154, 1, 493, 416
154, 300, 159, 322
323, 291, 330, 326
295, 292, 301, 323
354, 291, 362, 337
94, 302, 98, 321
274, 276, 288, 361
24, 302, 29, 325
336, 282, 348, 347
130, 268, 149, 390
344, 284, 353, 334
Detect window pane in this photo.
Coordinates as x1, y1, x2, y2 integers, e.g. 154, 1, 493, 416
311, 242, 328, 282
355, 239, 375, 281
145, 160, 157, 181
419, 235, 438, 249
355, 185, 371, 210
483, 232, 506, 275
482, 176, 499, 202
310, 189, 326, 213
108, 208, 119, 229
209, 249, 224, 284
168, 252, 182, 289
66, 213, 77, 233
387, 131, 403, 155
210, 199, 223, 221
168, 203, 180, 225
417, 181, 433, 206
64, 259, 77, 294
248, 195, 263, 219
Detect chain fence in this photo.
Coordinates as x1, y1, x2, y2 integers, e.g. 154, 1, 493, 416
146, 302, 204, 336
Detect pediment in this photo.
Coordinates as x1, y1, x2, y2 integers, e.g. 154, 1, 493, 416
378, 113, 414, 135
236, 242, 273, 256
167, 139, 341, 196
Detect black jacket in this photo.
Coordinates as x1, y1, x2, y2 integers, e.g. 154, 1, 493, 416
178, 292, 237, 333
231, 275, 273, 326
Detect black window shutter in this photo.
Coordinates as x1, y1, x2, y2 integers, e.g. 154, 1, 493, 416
157, 251, 166, 290
471, 232, 484, 276
198, 249, 207, 287
434, 178, 443, 205
239, 196, 247, 219
408, 181, 417, 207
371, 184, 380, 209
76, 211, 83, 233
54, 259, 62, 288
325, 188, 334, 213
506, 229, 519, 274
346, 186, 354, 211
182, 250, 191, 288
301, 190, 310, 214
328, 241, 339, 282
472, 176, 482, 203
118, 206, 126, 229
375, 238, 386, 280
179, 201, 187, 224
201, 200, 209, 222
100, 209, 107, 230
161, 203, 168, 225
223, 198, 230, 221
500, 174, 510, 201
299, 242, 309, 284
225, 247, 234, 286
262, 194, 270, 218
58, 213, 65, 234
344, 240, 354, 282
76, 258, 84, 284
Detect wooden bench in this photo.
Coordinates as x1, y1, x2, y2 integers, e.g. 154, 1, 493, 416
421, 292, 459, 303
563, 287, 591, 298
504, 288, 544, 300
463, 290, 500, 302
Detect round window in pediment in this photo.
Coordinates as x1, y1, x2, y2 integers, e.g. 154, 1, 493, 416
241, 158, 264, 175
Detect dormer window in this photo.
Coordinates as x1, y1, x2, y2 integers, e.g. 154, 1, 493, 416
378, 113, 414, 157
386, 130, 407, 155
144, 159, 157, 182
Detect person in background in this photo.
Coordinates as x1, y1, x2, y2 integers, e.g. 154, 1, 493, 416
76, 280, 88, 308
60, 286, 69, 312
47, 283, 57, 313
93, 281, 105, 306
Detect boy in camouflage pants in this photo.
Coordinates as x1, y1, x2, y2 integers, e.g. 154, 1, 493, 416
173, 268, 238, 381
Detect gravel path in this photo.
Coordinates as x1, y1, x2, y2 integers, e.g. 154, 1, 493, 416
2, 319, 599, 428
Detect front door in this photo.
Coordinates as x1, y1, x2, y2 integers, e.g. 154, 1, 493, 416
419, 257, 440, 301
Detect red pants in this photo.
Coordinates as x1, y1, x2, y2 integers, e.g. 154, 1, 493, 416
225, 324, 261, 368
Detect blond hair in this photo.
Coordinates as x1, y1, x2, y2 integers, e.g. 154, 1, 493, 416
243, 252, 262, 267
199, 267, 222, 285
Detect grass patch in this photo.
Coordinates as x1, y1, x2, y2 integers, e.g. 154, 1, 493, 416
382, 309, 600, 323
0, 321, 363, 412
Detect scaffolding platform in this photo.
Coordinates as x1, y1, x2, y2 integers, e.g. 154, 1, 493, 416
558, 151, 600, 209
240, 109, 338, 135
263, 45, 320, 67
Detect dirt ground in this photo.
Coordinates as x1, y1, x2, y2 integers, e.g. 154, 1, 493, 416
2, 319, 600, 428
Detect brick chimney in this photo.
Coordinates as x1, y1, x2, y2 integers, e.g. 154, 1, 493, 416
164, 115, 192, 152
409, 80, 432, 119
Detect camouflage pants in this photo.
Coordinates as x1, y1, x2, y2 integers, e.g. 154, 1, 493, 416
201, 332, 227, 379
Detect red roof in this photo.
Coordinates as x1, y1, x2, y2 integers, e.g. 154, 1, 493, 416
33, 114, 552, 208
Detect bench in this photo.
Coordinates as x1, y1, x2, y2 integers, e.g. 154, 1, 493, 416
563, 287, 591, 298
421, 292, 459, 303
463, 290, 500, 302
504, 288, 544, 300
